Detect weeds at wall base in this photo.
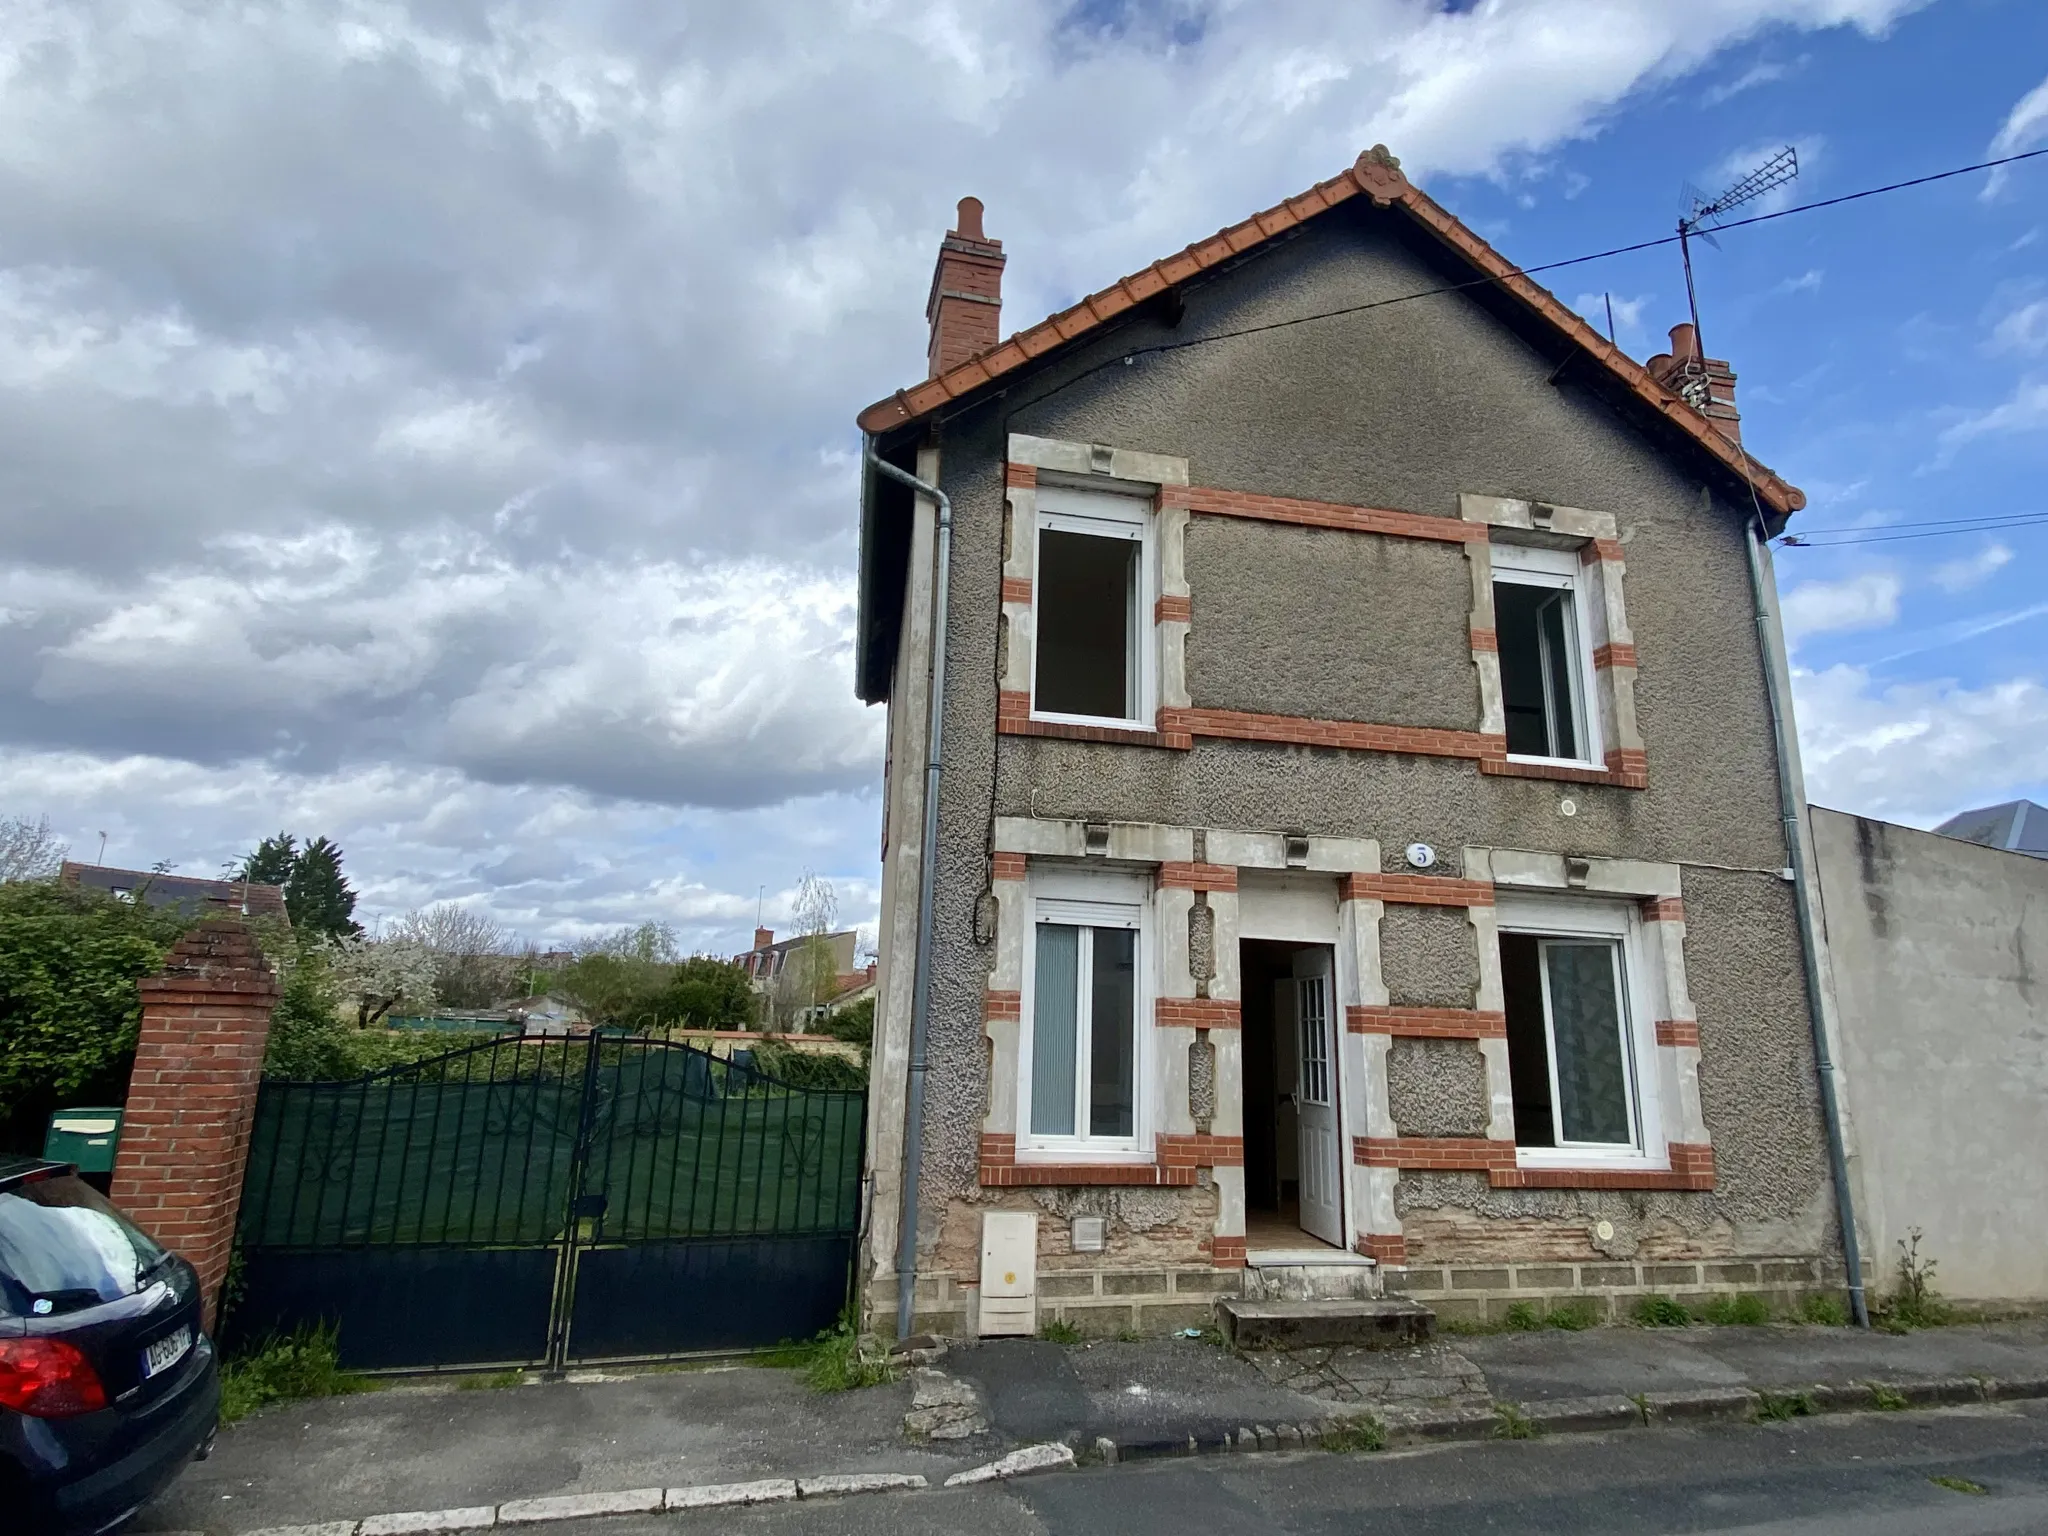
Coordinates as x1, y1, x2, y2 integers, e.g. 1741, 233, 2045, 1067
766, 1315, 898, 1393
219, 1325, 378, 1425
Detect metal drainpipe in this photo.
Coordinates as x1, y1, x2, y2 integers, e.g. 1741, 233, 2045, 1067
865, 441, 953, 1342
1744, 516, 1870, 1327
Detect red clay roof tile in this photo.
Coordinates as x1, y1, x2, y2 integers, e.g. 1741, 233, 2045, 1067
856, 146, 1803, 517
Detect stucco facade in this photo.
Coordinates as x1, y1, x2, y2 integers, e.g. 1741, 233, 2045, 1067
856, 160, 1842, 1336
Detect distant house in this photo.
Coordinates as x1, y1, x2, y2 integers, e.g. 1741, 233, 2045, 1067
60, 862, 289, 923
735, 927, 860, 989
1936, 799, 2047, 859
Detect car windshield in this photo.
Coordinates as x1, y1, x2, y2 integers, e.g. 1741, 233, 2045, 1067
0, 1170, 170, 1317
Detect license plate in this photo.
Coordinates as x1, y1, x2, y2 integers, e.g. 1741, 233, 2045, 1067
142, 1326, 192, 1379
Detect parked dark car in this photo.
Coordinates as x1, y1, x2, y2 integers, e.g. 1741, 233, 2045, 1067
0, 1158, 218, 1534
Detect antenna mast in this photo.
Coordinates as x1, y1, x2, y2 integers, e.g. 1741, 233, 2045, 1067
1677, 146, 1799, 376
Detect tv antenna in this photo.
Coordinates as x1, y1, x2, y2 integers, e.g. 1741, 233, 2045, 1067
1677, 146, 1798, 367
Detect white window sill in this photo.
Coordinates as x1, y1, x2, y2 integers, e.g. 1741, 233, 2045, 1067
1505, 753, 1607, 772
1015, 1145, 1150, 1165
1514, 1147, 1662, 1172
1029, 709, 1152, 732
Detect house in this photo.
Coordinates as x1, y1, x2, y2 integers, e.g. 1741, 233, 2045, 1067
1810, 807, 2048, 1307
735, 926, 860, 988
60, 861, 289, 923
853, 147, 1855, 1339
1934, 799, 2047, 859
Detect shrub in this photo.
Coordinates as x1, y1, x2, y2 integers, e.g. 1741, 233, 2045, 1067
1037, 1318, 1083, 1345
749, 1041, 867, 1092
1701, 1293, 1772, 1327
1798, 1293, 1849, 1327
1868, 1382, 1908, 1411
769, 1315, 896, 1393
1323, 1416, 1386, 1453
1503, 1301, 1542, 1331
817, 995, 874, 1051
1633, 1294, 1692, 1327
1879, 1229, 1951, 1330
1754, 1390, 1815, 1422
218, 1325, 374, 1424
1492, 1403, 1541, 1440
1545, 1299, 1601, 1331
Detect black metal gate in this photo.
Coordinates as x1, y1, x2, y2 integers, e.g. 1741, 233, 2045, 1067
229, 1035, 865, 1371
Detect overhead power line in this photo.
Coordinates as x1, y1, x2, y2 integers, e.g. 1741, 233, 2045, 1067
1782, 515, 2048, 548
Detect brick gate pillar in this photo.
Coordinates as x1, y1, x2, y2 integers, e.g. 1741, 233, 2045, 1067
109, 921, 279, 1329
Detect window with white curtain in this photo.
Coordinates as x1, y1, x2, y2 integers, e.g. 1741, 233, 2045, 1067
1020, 874, 1146, 1156
1493, 542, 1602, 768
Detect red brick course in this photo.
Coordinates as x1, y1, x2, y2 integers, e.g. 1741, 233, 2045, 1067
1469, 626, 1498, 653
984, 990, 1022, 1023
1478, 748, 1649, 790
1163, 485, 1486, 546
1157, 1133, 1245, 1168
1155, 997, 1242, 1029
1339, 872, 1495, 907
1157, 861, 1238, 891
981, 1161, 1197, 1188
1211, 1236, 1248, 1268
1641, 897, 1687, 923
1355, 1136, 1516, 1172
1655, 1019, 1701, 1048
1582, 538, 1626, 565
1001, 576, 1033, 605
1491, 1143, 1715, 1191
991, 852, 1029, 883
109, 922, 278, 1329
1357, 1233, 1409, 1265
997, 691, 1193, 749
1592, 641, 1638, 670
1346, 1005, 1506, 1039
1005, 462, 1038, 488
1160, 706, 1504, 762
1153, 593, 1192, 624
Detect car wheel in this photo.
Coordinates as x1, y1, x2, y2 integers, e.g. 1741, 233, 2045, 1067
194, 1425, 218, 1463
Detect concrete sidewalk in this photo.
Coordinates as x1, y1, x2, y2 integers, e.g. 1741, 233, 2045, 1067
134, 1319, 2048, 1534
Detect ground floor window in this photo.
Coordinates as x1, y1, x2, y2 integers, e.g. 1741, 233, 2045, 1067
1499, 904, 1647, 1156
1021, 876, 1145, 1153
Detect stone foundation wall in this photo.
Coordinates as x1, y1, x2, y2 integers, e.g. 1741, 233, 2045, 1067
1385, 1254, 1843, 1325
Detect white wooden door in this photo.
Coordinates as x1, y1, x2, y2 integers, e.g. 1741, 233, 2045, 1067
1292, 948, 1343, 1247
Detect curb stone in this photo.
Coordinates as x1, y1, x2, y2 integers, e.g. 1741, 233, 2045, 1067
666, 1479, 798, 1510
944, 1442, 1077, 1486
1522, 1395, 1642, 1434
500, 1491, 664, 1524
1642, 1388, 1758, 1424
359, 1510, 496, 1535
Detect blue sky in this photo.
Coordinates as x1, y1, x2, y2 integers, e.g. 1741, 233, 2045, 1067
0, 0, 2040, 951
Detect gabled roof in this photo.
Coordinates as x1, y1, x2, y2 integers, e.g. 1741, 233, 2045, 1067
1936, 799, 2048, 858
857, 146, 1803, 518
59, 861, 292, 922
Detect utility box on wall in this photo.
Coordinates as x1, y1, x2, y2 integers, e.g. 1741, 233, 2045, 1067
978, 1211, 1038, 1336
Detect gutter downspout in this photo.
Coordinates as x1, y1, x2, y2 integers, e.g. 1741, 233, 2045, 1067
865, 440, 952, 1342
1744, 517, 1870, 1328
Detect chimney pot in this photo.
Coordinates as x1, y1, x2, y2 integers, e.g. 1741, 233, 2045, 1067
926, 196, 1005, 379
1646, 320, 1741, 445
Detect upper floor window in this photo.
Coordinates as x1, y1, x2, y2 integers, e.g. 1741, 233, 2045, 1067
1493, 543, 1600, 767
1497, 895, 1660, 1165
1032, 486, 1153, 727
1019, 869, 1148, 1157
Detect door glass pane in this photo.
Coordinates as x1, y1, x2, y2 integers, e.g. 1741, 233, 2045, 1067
1088, 927, 1136, 1137
1543, 941, 1631, 1144
1296, 976, 1330, 1106
1030, 924, 1080, 1136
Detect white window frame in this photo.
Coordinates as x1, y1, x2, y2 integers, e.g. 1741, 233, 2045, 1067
1496, 893, 1666, 1171
1492, 543, 1604, 770
1029, 484, 1156, 730
1016, 865, 1152, 1163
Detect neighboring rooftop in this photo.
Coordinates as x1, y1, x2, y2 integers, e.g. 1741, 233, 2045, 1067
1935, 800, 2048, 859
58, 861, 291, 921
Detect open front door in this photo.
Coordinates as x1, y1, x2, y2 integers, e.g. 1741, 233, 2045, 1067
1291, 948, 1343, 1248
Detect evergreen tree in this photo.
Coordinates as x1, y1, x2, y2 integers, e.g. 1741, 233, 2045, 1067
237, 832, 361, 940
286, 836, 361, 940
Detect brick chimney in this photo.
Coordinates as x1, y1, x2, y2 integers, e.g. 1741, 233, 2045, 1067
926, 196, 1005, 378
754, 927, 774, 952
1646, 322, 1741, 445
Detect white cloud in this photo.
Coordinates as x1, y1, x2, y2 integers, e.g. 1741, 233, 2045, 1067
1984, 70, 2048, 198
1775, 268, 1824, 295
1938, 380, 2048, 456
1780, 572, 1902, 643
1931, 543, 2014, 594
1573, 290, 1647, 340
1991, 298, 2048, 355
1796, 663, 2048, 827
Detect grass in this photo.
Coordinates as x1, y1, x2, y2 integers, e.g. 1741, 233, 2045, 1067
1798, 1293, 1850, 1327
218, 1325, 377, 1425
1503, 1298, 1602, 1332
1492, 1403, 1541, 1440
1700, 1294, 1773, 1327
1322, 1416, 1387, 1453
767, 1315, 897, 1393
1633, 1294, 1692, 1328
456, 1369, 528, 1391
1754, 1391, 1815, 1422
1437, 1317, 1506, 1337
1037, 1318, 1084, 1345
1868, 1383, 1909, 1411
1503, 1301, 1543, 1332
1929, 1475, 1988, 1495
1877, 1228, 1953, 1332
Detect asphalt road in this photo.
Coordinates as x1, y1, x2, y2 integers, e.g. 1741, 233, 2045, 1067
545, 1401, 2048, 1535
